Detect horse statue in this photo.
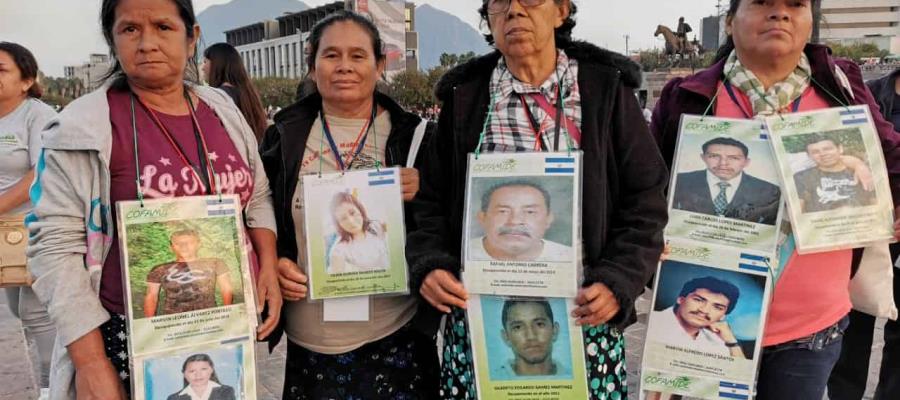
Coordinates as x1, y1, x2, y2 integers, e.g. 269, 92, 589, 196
655, 24, 699, 64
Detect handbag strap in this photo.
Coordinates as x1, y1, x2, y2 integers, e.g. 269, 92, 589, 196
528, 93, 581, 145
406, 119, 428, 168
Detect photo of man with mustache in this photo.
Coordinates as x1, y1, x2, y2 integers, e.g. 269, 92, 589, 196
648, 276, 747, 359
671, 137, 781, 225
469, 180, 572, 262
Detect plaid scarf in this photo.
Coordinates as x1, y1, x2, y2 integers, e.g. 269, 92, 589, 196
724, 50, 812, 116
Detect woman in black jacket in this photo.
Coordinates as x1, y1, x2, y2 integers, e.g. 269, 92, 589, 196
405, 0, 668, 398
258, 11, 438, 400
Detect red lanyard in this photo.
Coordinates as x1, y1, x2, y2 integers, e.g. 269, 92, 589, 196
519, 95, 545, 151
136, 95, 218, 194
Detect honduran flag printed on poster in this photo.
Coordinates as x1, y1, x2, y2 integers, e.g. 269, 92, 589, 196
545, 156, 576, 175
207, 197, 236, 216
719, 381, 751, 399
840, 107, 868, 126
368, 169, 396, 186
738, 253, 769, 273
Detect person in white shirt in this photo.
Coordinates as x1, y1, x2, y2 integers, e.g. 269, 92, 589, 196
470, 180, 572, 262
648, 276, 747, 359
166, 354, 235, 400
671, 137, 781, 225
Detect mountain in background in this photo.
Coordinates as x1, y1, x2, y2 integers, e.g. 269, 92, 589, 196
416, 4, 491, 69
197, 0, 309, 46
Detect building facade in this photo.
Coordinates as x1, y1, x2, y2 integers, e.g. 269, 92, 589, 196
225, 0, 419, 80
820, 0, 900, 54
63, 54, 111, 91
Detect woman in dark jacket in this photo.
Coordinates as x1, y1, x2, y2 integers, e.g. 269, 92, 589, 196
258, 11, 438, 400
651, 1, 900, 398
406, 0, 668, 398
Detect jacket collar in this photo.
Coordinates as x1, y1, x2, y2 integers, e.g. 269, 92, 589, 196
678, 44, 848, 101
274, 89, 418, 131
434, 40, 642, 101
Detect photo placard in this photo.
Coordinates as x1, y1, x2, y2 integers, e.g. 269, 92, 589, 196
462, 152, 583, 298
766, 105, 895, 253
301, 168, 409, 300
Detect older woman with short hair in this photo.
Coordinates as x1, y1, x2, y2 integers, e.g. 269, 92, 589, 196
26, 0, 281, 398
406, 0, 669, 398
652, 0, 900, 398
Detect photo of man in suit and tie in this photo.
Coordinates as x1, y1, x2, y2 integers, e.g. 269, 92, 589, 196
672, 137, 781, 225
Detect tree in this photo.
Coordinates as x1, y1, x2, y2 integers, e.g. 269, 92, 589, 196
439, 51, 477, 68
385, 69, 431, 110
828, 42, 890, 63
253, 77, 300, 108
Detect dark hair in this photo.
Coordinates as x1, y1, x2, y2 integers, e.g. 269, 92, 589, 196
330, 191, 377, 243
478, 0, 578, 48
100, 0, 200, 88
180, 354, 221, 387
677, 276, 740, 314
0, 42, 43, 99
502, 298, 554, 328
203, 43, 267, 140
306, 10, 385, 72
702, 137, 749, 157
481, 180, 552, 212
713, 0, 819, 64
804, 133, 839, 150
170, 229, 199, 242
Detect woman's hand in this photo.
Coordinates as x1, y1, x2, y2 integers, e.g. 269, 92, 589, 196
255, 262, 282, 340
277, 257, 308, 301
572, 283, 620, 326
400, 168, 420, 201
420, 269, 468, 313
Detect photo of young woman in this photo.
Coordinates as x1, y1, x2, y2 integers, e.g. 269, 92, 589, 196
326, 191, 389, 274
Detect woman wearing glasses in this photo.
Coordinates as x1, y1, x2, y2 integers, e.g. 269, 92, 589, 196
406, 0, 668, 398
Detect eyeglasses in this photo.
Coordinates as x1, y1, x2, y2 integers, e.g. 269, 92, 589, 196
486, 0, 549, 15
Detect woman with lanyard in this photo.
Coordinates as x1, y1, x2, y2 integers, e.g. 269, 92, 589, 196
406, 0, 668, 398
651, 0, 900, 398
259, 11, 438, 400
0, 41, 57, 391
26, 0, 281, 398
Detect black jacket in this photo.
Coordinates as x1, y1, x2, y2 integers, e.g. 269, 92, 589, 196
166, 385, 235, 400
672, 170, 781, 225
867, 68, 900, 122
406, 41, 669, 329
258, 90, 436, 347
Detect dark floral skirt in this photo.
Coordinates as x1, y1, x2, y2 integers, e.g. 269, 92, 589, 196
283, 324, 440, 400
439, 307, 628, 400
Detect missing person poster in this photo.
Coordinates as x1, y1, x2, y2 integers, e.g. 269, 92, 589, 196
467, 294, 588, 400
117, 195, 257, 356
131, 338, 256, 400
462, 152, 582, 298
667, 116, 784, 254
766, 106, 895, 253
640, 241, 771, 399
301, 168, 409, 300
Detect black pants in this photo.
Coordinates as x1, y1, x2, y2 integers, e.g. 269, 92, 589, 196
827, 248, 900, 400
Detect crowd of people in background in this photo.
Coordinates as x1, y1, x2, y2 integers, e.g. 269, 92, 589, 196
3, 0, 900, 399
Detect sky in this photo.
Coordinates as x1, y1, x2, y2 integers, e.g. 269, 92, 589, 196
0, 0, 719, 77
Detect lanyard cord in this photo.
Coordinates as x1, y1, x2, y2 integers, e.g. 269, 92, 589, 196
317, 101, 377, 176
129, 91, 221, 203
477, 69, 575, 157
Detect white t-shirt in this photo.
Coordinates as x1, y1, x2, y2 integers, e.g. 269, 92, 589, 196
0, 98, 56, 215
647, 306, 731, 357
469, 236, 572, 262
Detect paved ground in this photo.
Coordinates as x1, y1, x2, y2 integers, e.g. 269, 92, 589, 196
0, 290, 886, 399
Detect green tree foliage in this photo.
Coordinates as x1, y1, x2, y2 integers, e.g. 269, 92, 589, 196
828, 42, 890, 63
439, 51, 477, 68
124, 217, 245, 316
253, 77, 300, 108
384, 65, 451, 110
